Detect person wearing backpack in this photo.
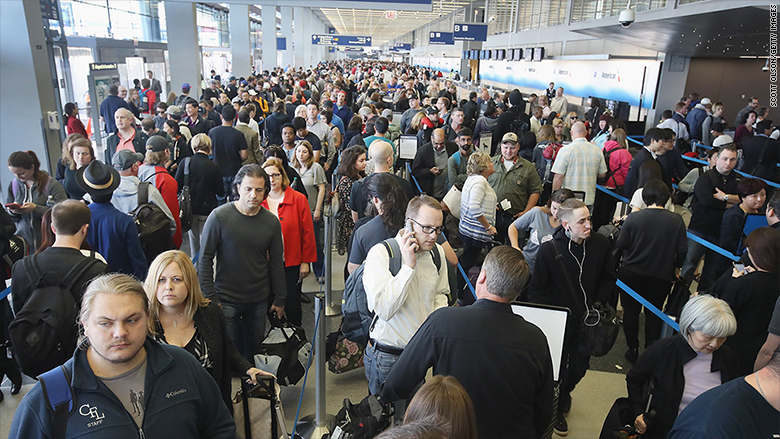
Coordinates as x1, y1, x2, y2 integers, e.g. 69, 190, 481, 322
491, 90, 529, 155
363, 195, 449, 399
10, 200, 109, 377
138, 137, 183, 248
139, 78, 156, 119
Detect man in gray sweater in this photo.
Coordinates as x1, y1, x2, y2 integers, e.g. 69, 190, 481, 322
198, 164, 286, 359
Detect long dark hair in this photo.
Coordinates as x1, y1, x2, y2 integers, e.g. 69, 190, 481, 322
366, 173, 408, 233
8, 150, 48, 193
338, 146, 366, 180
64, 102, 77, 123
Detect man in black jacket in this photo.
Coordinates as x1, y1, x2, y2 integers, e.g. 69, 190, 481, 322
529, 198, 616, 436
680, 144, 741, 291
463, 91, 479, 130
741, 119, 779, 182
104, 108, 148, 163
491, 90, 529, 154
382, 247, 553, 439
411, 128, 457, 200
623, 128, 670, 197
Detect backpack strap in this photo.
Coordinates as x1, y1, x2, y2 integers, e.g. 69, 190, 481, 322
381, 238, 442, 275
142, 170, 168, 183
184, 158, 191, 186
22, 254, 45, 288
39, 365, 74, 439
61, 257, 100, 292
138, 181, 149, 206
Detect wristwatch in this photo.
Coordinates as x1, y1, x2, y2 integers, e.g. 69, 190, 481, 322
724, 195, 729, 202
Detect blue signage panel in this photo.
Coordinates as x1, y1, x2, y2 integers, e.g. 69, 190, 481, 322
453, 23, 488, 41
312, 34, 372, 46
277, 38, 287, 51
429, 31, 454, 45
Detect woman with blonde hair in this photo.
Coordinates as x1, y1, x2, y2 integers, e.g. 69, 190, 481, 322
292, 141, 327, 282
457, 152, 497, 304
56, 133, 86, 184
552, 117, 568, 142
562, 111, 578, 139
261, 158, 316, 326
404, 375, 478, 439
145, 250, 269, 413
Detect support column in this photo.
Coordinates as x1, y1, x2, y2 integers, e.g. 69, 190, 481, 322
650, 53, 690, 131
293, 7, 306, 68
165, 2, 201, 99
280, 7, 294, 70
0, 0, 61, 180
302, 9, 313, 69
229, 4, 251, 78
262, 5, 277, 73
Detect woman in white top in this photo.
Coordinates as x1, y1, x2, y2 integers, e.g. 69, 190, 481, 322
292, 140, 327, 282
630, 161, 674, 212
457, 152, 497, 302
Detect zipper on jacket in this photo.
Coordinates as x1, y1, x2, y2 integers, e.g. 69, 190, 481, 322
139, 427, 146, 438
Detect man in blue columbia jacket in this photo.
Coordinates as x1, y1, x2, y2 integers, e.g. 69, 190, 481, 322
9, 273, 236, 439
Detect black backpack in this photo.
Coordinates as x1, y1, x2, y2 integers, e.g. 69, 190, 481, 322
131, 181, 176, 264
328, 395, 392, 439
178, 158, 193, 233
9, 255, 99, 377
510, 114, 530, 139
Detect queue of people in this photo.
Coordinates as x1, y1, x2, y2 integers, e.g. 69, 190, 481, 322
2, 60, 780, 439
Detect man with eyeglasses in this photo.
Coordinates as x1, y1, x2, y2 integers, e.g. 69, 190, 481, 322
363, 195, 450, 408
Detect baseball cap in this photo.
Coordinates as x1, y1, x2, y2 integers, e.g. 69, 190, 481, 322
229, 76, 236, 81
166, 105, 182, 117
407, 90, 420, 101
182, 83, 191, 91
146, 136, 170, 153
112, 150, 144, 170
712, 135, 734, 147
426, 106, 438, 115
700, 97, 712, 105
381, 109, 393, 118
501, 132, 518, 144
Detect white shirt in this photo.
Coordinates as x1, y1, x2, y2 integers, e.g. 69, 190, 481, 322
363, 235, 449, 348
658, 118, 689, 141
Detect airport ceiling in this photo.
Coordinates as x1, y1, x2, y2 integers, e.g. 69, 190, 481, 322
572, 6, 770, 58
311, 0, 483, 46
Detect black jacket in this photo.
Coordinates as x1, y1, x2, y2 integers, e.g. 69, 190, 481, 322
529, 227, 616, 333
155, 302, 253, 414
105, 128, 148, 163
625, 335, 739, 439
689, 168, 741, 236
411, 142, 457, 197
462, 99, 479, 130
492, 106, 529, 154
175, 152, 225, 216
741, 135, 780, 181
623, 147, 671, 197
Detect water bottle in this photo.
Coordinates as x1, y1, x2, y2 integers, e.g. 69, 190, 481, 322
46, 195, 55, 207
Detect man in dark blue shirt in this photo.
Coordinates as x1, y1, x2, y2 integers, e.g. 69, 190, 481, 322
99, 84, 131, 134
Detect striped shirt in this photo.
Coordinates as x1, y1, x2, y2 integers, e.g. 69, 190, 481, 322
459, 175, 497, 242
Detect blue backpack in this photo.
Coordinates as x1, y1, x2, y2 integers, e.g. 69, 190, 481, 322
341, 239, 441, 347
38, 365, 74, 439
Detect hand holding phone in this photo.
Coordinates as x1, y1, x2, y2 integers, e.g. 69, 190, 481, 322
400, 220, 418, 268
4, 203, 21, 210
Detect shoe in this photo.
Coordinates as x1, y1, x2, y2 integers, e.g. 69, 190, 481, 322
553, 412, 568, 436
625, 348, 639, 364
300, 294, 312, 304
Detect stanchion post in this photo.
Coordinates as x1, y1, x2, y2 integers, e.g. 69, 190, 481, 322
295, 295, 333, 438
324, 202, 340, 316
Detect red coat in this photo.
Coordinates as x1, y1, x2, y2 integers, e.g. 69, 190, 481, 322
262, 188, 316, 267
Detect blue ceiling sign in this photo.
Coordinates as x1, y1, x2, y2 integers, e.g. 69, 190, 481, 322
312, 34, 372, 46
429, 31, 454, 45
277, 38, 287, 50
453, 23, 488, 41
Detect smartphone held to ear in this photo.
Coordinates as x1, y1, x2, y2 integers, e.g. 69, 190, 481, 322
405, 220, 414, 234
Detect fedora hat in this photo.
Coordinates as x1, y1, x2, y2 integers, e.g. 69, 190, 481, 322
76, 160, 120, 197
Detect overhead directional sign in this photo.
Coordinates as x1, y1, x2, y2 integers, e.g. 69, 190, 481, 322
453, 23, 488, 41
429, 31, 454, 45
389, 43, 412, 52
312, 34, 372, 46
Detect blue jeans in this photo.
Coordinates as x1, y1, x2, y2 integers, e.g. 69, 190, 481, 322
218, 175, 234, 205
220, 299, 268, 360
364, 343, 401, 396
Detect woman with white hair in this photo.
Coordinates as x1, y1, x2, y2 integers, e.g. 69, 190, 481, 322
624, 294, 740, 439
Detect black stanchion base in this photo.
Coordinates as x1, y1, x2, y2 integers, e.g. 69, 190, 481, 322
295, 414, 334, 439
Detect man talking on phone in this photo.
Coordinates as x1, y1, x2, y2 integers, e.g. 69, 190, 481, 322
362, 195, 450, 410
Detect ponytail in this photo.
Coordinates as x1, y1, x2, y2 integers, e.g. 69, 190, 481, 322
7, 150, 47, 193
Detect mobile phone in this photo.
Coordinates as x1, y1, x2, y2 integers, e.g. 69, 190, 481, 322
405, 220, 414, 234
4, 203, 21, 210
733, 262, 746, 272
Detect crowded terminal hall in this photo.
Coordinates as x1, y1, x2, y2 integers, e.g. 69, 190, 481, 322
1, 1, 779, 438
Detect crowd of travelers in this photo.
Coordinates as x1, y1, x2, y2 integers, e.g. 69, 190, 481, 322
1, 59, 779, 438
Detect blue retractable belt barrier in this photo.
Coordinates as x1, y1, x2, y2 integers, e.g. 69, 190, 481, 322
406, 163, 478, 300
626, 136, 644, 146
681, 153, 780, 189
0, 286, 10, 301
290, 284, 322, 439
616, 280, 680, 332
191, 252, 199, 265
596, 184, 630, 204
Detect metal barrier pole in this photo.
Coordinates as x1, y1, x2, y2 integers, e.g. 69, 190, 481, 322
323, 202, 340, 316
295, 294, 333, 438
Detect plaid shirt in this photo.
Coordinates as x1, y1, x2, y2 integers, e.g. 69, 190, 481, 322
551, 138, 607, 205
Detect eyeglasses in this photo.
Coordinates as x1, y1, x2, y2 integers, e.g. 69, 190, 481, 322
268, 173, 282, 179
409, 218, 444, 235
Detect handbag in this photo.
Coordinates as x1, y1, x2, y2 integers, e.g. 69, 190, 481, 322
327, 331, 365, 374
254, 316, 311, 386
551, 239, 619, 357
441, 184, 462, 219
178, 158, 193, 233
233, 376, 288, 439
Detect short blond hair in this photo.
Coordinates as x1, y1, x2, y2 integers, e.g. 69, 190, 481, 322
466, 152, 491, 176
191, 133, 211, 153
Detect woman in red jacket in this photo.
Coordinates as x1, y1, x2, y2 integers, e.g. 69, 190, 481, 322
139, 136, 183, 248
261, 157, 316, 326
64, 102, 88, 137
